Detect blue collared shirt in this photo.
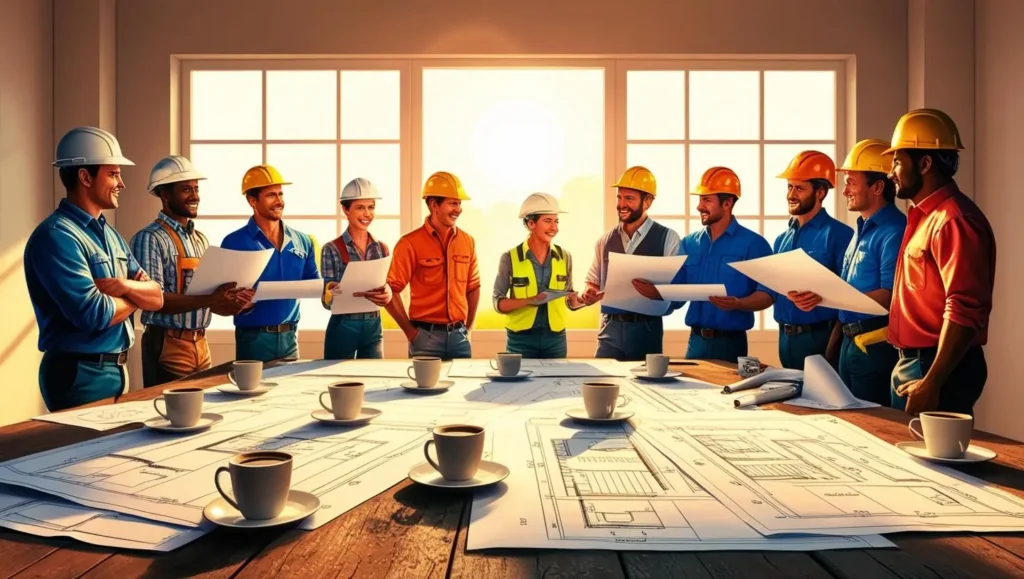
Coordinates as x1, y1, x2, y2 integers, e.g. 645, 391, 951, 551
130, 212, 211, 330
221, 218, 320, 328
667, 217, 773, 331
24, 199, 145, 353
759, 209, 854, 325
839, 203, 907, 324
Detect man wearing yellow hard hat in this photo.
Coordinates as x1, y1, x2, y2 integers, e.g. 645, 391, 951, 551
221, 164, 321, 362
582, 166, 681, 360
493, 193, 597, 358
634, 167, 772, 361
385, 171, 480, 359
884, 109, 996, 416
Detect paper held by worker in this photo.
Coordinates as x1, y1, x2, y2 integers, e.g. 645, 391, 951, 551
253, 279, 324, 302
603, 253, 687, 316
184, 246, 273, 295
330, 255, 393, 315
728, 249, 888, 316
654, 284, 727, 302
531, 290, 572, 305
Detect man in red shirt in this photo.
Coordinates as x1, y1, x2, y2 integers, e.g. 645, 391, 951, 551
885, 109, 997, 416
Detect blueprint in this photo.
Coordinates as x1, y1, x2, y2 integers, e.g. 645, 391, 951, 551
467, 414, 893, 551
296, 359, 453, 379
626, 377, 759, 414
34, 400, 160, 431
447, 358, 637, 378
637, 411, 1024, 535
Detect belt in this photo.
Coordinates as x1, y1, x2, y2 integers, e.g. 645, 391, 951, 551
780, 320, 832, 335
899, 346, 938, 359
336, 311, 381, 320
841, 316, 889, 338
507, 327, 566, 336
55, 351, 128, 366
159, 327, 206, 342
606, 313, 658, 323
237, 322, 297, 334
690, 326, 745, 339
411, 320, 465, 332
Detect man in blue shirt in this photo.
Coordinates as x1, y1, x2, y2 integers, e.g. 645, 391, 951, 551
221, 165, 320, 362
25, 127, 164, 411
634, 167, 772, 361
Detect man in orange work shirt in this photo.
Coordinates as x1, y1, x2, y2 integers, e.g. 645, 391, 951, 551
885, 109, 997, 416
385, 171, 480, 359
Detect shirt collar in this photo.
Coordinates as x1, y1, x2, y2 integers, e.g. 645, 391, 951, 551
246, 216, 295, 249
157, 211, 194, 235
423, 218, 458, 240
619, 215, 654, 238
788, 207, 831, 231
58, 198, 104, 228
912, 182, 959, 215
698, 215, 739, 240
342, 228, 377, 248
860, 202, 902, 229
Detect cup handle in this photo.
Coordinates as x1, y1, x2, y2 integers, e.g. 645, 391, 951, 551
617, 395, 627, 408
214, 466, 240, 511
423, 439, 441, 472
228, 371, 238, 386
153, 397, 168, 420
490, 359, 498, 370
407, 366, 416, 380
319, 391, 332, 412
908, 418, 924, 440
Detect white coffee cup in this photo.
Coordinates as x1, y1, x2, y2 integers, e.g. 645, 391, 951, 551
319, 382, 364, 420
909, 412, 974, 459
407, 356, 441, 388
582, 381, 626, 419
214, 451, 293, 520
229, 360, 263, 391
152, 387, 204, 427
645, 354, 669, 377
738, 356, 761, 378
423, 424, 485, 481
490, 352, 522, 376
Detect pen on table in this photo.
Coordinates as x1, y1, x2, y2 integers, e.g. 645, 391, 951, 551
733, 383, 803, 408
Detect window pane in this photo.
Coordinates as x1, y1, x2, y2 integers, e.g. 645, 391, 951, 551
664, 303, 690, 330
265, 144, 338, 216
341, 70, 400, 140
762, 307, 776, 331
191, 71, 262, 140
761, 217, 791, 248
656, 218, 686, 244
626, 71, 685, 140
764, 71, 835, 140
688, 71, 760, 140
189, 144, 263, 216
763, 144, 837, 217
293, 218, 341, 333
266, 70, 337, 140
687, 144, 761, 217
688, 219, 704, 237
367, 217, 401, 252
626, 144, 685, 216
340, 144, 400, 216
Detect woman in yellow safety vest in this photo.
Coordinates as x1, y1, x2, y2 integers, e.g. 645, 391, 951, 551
491, 193, 599, 358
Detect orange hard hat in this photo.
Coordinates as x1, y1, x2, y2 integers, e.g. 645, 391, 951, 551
691, 167, 741, 198
777, 150, 835, 187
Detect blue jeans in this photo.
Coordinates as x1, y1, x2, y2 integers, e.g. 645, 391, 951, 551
595, 317, 663, 361
235, 328, 299, 362
505, 328, 568, 359
891, 346, 987, 415
409, 325, 472, 360
685, 333, 748, 362
324, 314, 383, 360
839, 335, 899, 406
778, 326, 832, 370
39, 351, 127, 411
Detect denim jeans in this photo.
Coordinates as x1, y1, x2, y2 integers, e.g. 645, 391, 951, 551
506, 328, 568, 359
839, 335, 899, 406
778, 326, 832, 370
39, 351, 127, 411
595, 317, 664, 361
324, 315, 383, 360
685, 333, 748, 362
235, 328, 299, 362
409, 326, 472, 360
890, 346, 987, 415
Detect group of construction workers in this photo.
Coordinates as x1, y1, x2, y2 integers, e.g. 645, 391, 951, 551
26, 107, 995, 420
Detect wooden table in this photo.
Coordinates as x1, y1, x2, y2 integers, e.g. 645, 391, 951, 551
2, 360, 1024, 579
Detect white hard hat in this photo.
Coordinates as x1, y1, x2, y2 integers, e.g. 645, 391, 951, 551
147, 155, 206, 194
341, 177, 382, 201
53, 126, 134, 167
519, 192, 566, 219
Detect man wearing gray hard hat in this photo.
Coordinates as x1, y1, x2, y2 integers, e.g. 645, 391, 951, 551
129, 156, 254, 387
24, 126, 164, 411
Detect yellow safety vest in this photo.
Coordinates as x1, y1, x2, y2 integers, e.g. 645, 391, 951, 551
506, 241, 569, 332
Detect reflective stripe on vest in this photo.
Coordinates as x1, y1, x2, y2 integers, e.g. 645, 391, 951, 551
506, 241, 568, 332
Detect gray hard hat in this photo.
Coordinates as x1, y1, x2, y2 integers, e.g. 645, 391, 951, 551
53, 126, 134, 167
148, 156, 205, 194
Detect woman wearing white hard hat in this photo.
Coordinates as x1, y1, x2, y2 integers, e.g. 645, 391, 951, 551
492, 193, 596, 358
321, 178, 393, 359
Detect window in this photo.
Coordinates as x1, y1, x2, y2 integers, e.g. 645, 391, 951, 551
186, 68, 403, 331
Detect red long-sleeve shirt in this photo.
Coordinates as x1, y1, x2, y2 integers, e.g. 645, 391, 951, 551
889, 183, 996, 349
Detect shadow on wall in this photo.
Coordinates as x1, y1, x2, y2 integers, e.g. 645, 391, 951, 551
0, 238, 46, 426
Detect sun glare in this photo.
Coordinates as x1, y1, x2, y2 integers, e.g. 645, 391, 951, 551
472, 99, 565, 193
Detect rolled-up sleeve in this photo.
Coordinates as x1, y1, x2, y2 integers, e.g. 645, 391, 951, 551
387, 237, 415, 294
30, 228, 115, 331
492, 253, 513, 310
934, 215, 995, 331
585, 237, 603, 287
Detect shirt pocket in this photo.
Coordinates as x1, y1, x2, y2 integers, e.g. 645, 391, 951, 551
452, 254, 471, 283
904, 246, 929, 291
416, 257, 445, 286
718, 254, 748, 291
87, 253, 113, 279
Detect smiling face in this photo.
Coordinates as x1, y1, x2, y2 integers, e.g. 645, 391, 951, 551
84, 165, 125, 210
696, 194, 731, 226
786, 179, 823, 216
248, 185, 285, 221
161, 180, 201, 219
615, 188, 650, 224
343, 199, 376, 233
428, 197, 462, 228
889, 150, 924, 200
841, 171, 881, 213
527, 214, 559, 242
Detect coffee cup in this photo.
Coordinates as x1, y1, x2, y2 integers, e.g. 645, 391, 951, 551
214, 451, 293, 520
490, 352, 522, 376
423, 424, 485, 481
909, 412, 974, 459
407, 356, 441, 388
229, 360, 263, 391
152, 387, 204, 427
319, 382, 364, 420
582, 381, 626, 419
645, 354, 669, 377
738, 356, 761, 378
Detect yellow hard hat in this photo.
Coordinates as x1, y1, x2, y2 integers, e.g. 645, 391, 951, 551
422, 171, 470, 200
691, 167, 741, 198
777, 150, 836, 188
612, 166, 657, 197
883, 108, 964, 155
241, 164, 291, 195
838, 139, 892, 174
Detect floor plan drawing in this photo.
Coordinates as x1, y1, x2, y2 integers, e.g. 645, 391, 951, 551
34, 400, 162, 431
463, 377, 646, 413
447, 358, 636, 378
626, 379, 755, 414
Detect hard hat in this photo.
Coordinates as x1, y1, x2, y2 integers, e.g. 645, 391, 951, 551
883, 108, 964, 155
838, 139, 892, 174
692, 167, 741, 198
421, 171, 470, 200
519, 193, 566, 219
241, 164, 291, 195
611, 166, 657, 197
53, 126, 134, 167
147, 155, 205, 194
777, 150, 835, 188
341, 177, 382, 202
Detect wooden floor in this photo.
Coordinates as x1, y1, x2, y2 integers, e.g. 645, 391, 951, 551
2, 360, 1024, 579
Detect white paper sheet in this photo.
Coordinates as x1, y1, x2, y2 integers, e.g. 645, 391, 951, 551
297, 359, 451, 379
446, 358, 637, 379
728, 249, 888, 316
253, 278, 324, 301
184, 246, 273, 295
784, 355, 880, 410
653, 284, 727, 301
603, 253, 687, 316
627, 377, 762, 414
33, 400, 159, 431
330, 256, 393, 314
531, 290, 572, 305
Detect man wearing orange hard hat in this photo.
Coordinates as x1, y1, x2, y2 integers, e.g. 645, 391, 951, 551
385, 171, 480, 359
884, 109, 996, 416
220, 164, 321, 362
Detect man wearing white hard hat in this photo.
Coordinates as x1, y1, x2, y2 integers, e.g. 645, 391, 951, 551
320, 178, 393, 359
129, 156, 253, 387
24, 126, 164, 411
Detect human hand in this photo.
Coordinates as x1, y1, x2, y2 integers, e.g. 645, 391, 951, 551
210, 282, 242, 315
354, 284, 392, 306
631, 279, 662, 300
708, 296, 740, 310
897, 378, 940, 415
528, 292, 549, 305
787, 290, 823, 312
94, 277, 129, 297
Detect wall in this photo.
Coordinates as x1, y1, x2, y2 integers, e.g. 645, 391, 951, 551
973, 0, 1023, 441
0, 0, 54, 425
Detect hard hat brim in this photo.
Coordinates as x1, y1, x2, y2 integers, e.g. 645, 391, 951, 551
518, 209, 568, 219
147, 174, 207, 192
342, 194, 383, 201
53, 154, 135, 167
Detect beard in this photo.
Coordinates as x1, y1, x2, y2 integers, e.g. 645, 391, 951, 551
895, 170, 923, 200
700, 210, 722, 226
618, 206, 644, 224
788, 196, 816, 216
169, 199, 198, 219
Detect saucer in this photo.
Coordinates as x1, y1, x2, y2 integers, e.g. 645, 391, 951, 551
144, 413, 223, 433
408, 460, 510, 489
203, 490, 321, 529
400, 380, 453, 393
565, 408, 635, 424
311, 407, 381, 426
217, 385, 270, 396
896, 441, 997, 464
630, 368, 683, 382
485, 370, 533, 381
